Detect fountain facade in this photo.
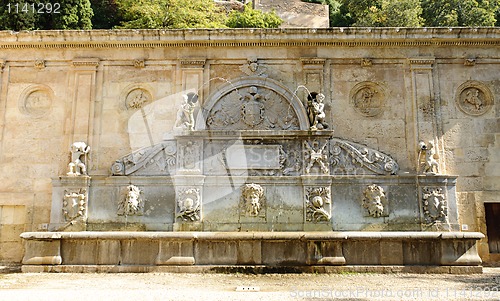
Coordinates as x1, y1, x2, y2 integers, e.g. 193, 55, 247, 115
0, 28, 495, 270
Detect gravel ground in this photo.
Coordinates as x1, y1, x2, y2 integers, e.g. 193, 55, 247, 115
0, 267, 499, 301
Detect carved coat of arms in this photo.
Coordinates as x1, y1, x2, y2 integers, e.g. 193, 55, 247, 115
241, 86, 265, 127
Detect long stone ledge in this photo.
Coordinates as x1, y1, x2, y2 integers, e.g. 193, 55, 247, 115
20, 231, 484, 240
1, 28, 499, 49
21, 265, 483, 274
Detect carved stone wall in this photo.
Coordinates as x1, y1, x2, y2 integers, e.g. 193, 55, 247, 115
0, 28, 498, 263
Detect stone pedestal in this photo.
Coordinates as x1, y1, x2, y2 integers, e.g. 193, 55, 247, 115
49, 176, 91, 231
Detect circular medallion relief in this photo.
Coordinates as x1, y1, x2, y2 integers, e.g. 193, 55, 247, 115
456, 81, 493, 116
19, 85, 54, 117
125, 88, 152, 110
350, 82, 384, 117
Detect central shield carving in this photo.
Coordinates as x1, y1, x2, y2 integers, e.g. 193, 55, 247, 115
241, 87, 265, 127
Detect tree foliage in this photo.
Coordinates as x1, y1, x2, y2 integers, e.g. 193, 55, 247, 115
421, 0, 499, 26
0, 0, 93, 30
226, 4, 282, 28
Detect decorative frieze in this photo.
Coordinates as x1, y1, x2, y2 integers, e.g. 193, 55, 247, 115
111, 141, 176, 176
180, 59, 205, 68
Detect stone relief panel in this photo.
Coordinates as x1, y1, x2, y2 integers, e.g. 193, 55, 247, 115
111, 141, 176, 176
176, 188, 201, 222
305, 186, 331, 223
329, 138, 399, 175
455, 81, 494, 116
206, 85, 300, 130
203, 139, 301, 177
350, 81, 384, 117
178, 140, 202, 172
422, 187, 447, 223
62, 189, 87, 222
303, 139, 329, 174
241, 183, 265, 217
18, 85, 54, 117
362, 184, 388, 218
117, 185, 144, 216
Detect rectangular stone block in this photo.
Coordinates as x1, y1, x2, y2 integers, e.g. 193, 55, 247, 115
156, 240, 194, 265
261, 241, 307, 266
380, 241, 403, 265
343, 240, 380, 265
120, 239, 159, 265
195, 241, 238, 265
22, 239, 61, 265
237, 240, 262, 265
402, 241, 440, 265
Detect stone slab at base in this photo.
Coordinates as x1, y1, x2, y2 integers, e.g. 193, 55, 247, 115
21, 265, 483, 274
20, 231, 484, 273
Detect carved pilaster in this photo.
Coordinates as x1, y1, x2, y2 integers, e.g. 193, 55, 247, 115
69, 58, 99, 147
179, 58, 205, 110
300, 57, 325, 96
407, 58, 444, 173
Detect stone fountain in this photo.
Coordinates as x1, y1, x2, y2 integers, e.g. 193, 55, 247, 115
21, 76, 483, 273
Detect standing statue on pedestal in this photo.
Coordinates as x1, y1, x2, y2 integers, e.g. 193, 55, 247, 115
306, 92, 329, 130
418, 140, 440, 175
175, 92, 198, 131
67, 142, 90, 176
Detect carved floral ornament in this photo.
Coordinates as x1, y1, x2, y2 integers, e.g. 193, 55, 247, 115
455, 81, 493, 116
350, 81, 384, 117
305, 186, 331, 222
176, 188, 201, 222
120, 84, 154, 111
18, 84, 54, 118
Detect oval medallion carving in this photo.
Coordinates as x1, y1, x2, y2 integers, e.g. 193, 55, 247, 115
350, 82, 384, 117
19, 85, 54, 117
125, 88, 152, 110
456, 81, 493, 116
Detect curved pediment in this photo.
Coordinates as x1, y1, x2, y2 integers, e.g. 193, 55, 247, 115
196, 77, 310, 131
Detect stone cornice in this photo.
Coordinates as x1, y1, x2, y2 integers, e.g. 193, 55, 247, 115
0, 28, 499, 49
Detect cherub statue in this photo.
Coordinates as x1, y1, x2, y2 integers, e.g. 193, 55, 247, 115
418, 140, 440, 175
175, 92, 198, 131
67, 142, 90, 176
306, 92, 329, 130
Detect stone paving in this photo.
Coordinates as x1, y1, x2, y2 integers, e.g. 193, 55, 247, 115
0, 266, 499, 301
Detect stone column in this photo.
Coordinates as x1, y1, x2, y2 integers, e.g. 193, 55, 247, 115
173, 136, 205, 231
